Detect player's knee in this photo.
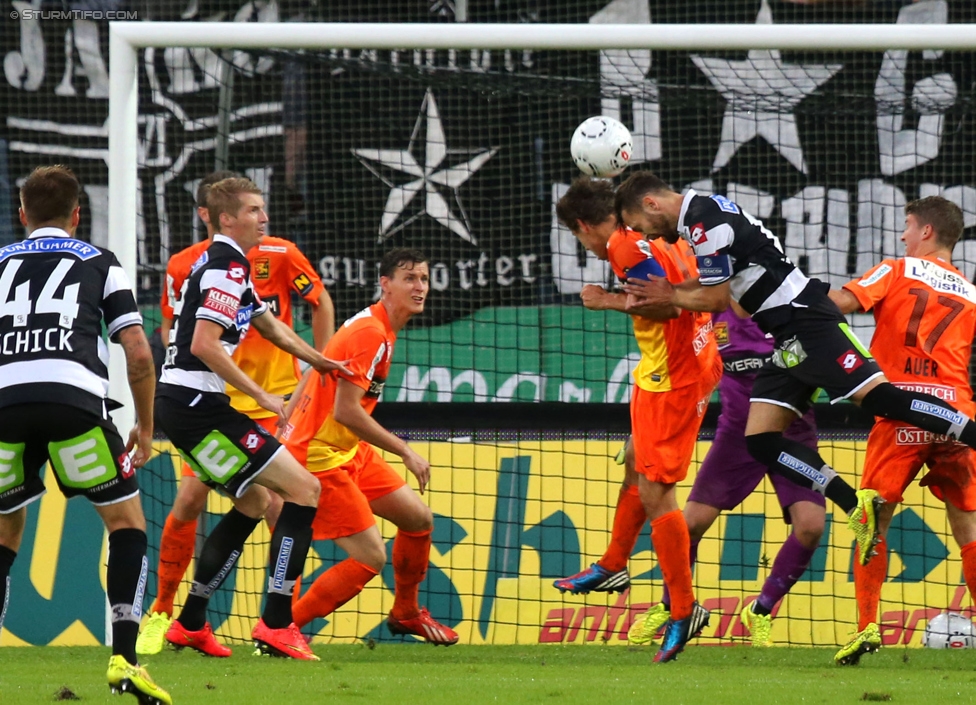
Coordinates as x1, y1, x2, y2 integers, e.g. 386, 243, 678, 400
295, 474, 321, 507
792, 522, 824, 550
745, 431, 783, 467
234, 485, 270, 520
356, 542, 387, 572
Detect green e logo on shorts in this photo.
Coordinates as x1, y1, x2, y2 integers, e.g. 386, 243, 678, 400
187, 430, 247, 484
49, 428, 117, 490
0, 442, 26, 492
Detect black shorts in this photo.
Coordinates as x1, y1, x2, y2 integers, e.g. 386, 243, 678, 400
0, 404, 139, 514
751, 306, 883, 416
155, 386, 283, 498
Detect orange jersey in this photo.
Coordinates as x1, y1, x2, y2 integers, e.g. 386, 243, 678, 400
607, 227, 719, 392
843, 255, 976, 415
282, 302, 396, 471
160, 236, 325, 418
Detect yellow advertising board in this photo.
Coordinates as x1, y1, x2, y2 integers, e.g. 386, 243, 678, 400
1, 438, 969, 648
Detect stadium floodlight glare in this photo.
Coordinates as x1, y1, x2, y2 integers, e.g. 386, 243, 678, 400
106, 19, 976, 427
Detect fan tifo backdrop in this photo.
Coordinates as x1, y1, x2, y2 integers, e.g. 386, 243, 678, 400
2, 0, 976, 647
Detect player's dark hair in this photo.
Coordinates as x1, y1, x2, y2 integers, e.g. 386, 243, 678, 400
19, 165, 80, 226
555, 177, 616, 232
206, 177, 263, 228
380, 248, 428, 279
196, 170, 240, 209
614, 171, 673, 216
906, 196, 964, 250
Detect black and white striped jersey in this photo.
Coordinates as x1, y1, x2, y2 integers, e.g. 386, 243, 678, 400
159, 234, 267, 395
678, 190, 813, 333
0, 227, 142, 417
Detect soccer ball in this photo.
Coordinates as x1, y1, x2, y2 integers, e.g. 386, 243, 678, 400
922, 612, 976, 648
570, 116, 633, 178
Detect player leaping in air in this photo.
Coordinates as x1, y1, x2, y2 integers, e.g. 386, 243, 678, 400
281, 248, 457, 645
551, 177, 722, 662
615, 171, 976, 567
154, 177, 347, 661
829, 197, 976, 664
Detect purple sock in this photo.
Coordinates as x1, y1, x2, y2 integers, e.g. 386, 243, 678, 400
661, 539, 699, 608
755, 533, 816, 614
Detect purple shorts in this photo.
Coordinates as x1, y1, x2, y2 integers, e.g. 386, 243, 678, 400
687, 373, 825, 523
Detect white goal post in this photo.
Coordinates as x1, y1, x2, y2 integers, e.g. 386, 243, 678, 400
106, 20, 976, 431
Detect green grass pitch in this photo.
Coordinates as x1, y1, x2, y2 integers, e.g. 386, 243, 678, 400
1, 645, 974, 704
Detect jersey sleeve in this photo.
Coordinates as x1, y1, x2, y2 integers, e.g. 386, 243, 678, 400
102, 253, 143, 341
843, 259, 898, 312
608, 234, 666, 282
160, 258, 180, 320
335, 324, 389, 392
684, 196, 735, 286
196, 259, 250, 329
286, 244, 326, 304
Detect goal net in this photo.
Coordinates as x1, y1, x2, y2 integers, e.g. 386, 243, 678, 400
2, 0, 975, 649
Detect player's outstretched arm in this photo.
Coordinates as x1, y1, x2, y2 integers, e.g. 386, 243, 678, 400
250, 310, 349, 376
191, 318, 286, 419
117, 324, 156, 468
623, 276, 730, 313
333, 378, 431, 493
828, 287, 863, 315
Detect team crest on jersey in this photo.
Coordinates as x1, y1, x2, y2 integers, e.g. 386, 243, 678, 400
691, 222, 707, 246
292, 273, 314, 296
227, 265, 247, 284
240, 431, 265, 453
254, 258, 270, 280
714, 321, 729, 347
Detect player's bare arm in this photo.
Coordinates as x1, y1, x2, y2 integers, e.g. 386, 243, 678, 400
333, 377, 431, 493
623, 276, 730, 313
249, 308, 349, 376
160, 315, 174, 346
117, 324, 156, 468
190, 318, 286, 419
582, 284, 677, 320
311, 289, 336, 349
828, 288, 863, 315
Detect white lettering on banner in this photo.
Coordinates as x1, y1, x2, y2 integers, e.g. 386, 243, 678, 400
550, 183, 611, 296
318, 255, 540, 292
590, 0, 661, 164
782, 186, 851, 289
875, 0, 956, 176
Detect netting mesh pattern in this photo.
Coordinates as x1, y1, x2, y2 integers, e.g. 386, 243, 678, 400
2, 0, 975, 648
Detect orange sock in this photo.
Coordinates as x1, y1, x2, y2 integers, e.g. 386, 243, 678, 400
599, 485, 646, 573
853, 536, 888, 631
651, 510, 694, 620
150, 515, 197, 616
960, 541, 976, 606
390, 528, 432, 621
292, 558, 379, 628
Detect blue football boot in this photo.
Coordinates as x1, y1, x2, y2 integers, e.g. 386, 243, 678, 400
553, 564, 631, 595
654, 602, 710, 663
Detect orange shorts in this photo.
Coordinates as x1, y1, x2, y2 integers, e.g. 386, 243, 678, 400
310, 442, 407, 541
862, 419, 976, 511
631, 377, 714, 484
180, 415, 279, 477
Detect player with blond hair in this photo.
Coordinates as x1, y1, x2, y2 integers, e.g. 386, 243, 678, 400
154, 177, 346, 660
136, 171, 334, 657
831, 197, 976, 664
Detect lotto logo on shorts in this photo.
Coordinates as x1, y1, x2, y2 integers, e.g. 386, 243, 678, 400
241, 431, 266, 453
118, 452, 134, 479
837, 351, 862, 372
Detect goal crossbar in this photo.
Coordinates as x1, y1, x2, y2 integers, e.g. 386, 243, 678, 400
106, 20, 976, 430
